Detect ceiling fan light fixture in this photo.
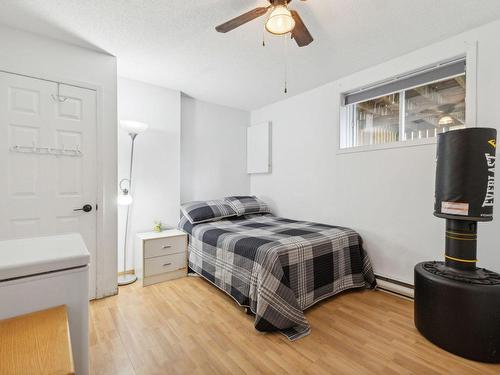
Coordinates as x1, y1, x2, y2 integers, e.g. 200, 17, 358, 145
265, 4, 295, 35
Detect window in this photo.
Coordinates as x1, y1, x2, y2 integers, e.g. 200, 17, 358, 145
340, 59, 466, 149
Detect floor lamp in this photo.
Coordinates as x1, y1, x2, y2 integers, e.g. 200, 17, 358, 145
117, 120, 148, 286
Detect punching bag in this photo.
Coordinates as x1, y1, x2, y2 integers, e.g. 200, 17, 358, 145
414, 127, 500, 363
434, 127, 496, 222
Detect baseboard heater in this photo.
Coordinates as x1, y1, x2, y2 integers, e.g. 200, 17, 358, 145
375, 274, 414, 299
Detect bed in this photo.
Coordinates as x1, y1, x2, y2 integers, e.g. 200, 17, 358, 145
178, 199, 375, 341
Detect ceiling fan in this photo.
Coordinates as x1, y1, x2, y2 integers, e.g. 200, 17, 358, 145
215, 0, 313, 47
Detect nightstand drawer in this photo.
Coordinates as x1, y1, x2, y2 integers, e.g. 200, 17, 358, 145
144, 252, 186, 277
144, 235, 186, 259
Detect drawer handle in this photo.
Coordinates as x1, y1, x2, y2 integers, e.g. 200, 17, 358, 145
163, 262, 172, 266
162, 245, 172, 249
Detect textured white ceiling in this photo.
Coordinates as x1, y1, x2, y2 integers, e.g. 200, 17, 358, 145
1, 0, 500, 110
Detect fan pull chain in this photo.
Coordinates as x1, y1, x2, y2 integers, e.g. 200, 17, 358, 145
262, 27, 266, 47
284, 33, 289, 94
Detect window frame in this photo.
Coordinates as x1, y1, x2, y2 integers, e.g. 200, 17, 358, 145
337, 45, 477, 154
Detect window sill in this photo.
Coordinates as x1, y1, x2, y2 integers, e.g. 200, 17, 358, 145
337, 137, 437, 155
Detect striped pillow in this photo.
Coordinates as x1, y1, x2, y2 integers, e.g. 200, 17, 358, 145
224, 196, 270, 216
181, 200, 237, 224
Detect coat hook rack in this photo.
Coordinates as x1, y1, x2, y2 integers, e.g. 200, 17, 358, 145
10, 143, 83, 157
51, 82, 68, 103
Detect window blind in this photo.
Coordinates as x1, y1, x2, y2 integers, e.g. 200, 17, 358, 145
344, 59, 466, 105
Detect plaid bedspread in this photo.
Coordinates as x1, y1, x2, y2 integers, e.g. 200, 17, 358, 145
179, 214, 376, 340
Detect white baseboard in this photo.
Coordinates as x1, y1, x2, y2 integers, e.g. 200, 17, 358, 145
376, 277, 414, 299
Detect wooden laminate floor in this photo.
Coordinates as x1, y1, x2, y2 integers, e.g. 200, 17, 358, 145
89, 276, 500, 375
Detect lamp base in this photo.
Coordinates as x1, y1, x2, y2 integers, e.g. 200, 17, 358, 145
118, 274, 137, 286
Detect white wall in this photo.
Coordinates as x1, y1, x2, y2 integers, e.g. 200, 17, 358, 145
118, 78, 181, 272
0, 25, 118, 298
118, 85, 250, 272
251, 19, 500, 284
181, 95, 250, 202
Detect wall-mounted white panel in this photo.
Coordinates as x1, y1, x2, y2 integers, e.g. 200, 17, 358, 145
247, 122, 270, 174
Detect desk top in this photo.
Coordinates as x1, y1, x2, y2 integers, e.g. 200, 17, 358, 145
0, 233, 90, 281
0, 305, 75, 375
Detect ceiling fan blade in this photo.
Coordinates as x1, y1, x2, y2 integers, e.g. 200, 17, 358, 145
215, 7, 269, 33
290, 10, 313, 47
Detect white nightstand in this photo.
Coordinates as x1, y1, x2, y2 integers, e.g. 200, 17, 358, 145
134, 229, 188, 287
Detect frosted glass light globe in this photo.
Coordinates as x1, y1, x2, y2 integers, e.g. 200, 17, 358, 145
265, 5, 295, 35
117, 193, 133, 206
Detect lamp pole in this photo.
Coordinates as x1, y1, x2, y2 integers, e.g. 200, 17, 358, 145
118, 132, 138, 286
117, 121, 148, 286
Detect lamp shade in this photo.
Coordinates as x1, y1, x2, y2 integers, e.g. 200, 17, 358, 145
265, 4, 295, 35
120, 120, 149, 135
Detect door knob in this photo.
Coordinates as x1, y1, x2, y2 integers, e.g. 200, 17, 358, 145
73, 204, 93, 213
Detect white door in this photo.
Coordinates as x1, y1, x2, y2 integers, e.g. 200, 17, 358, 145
0, 72, 97, 299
